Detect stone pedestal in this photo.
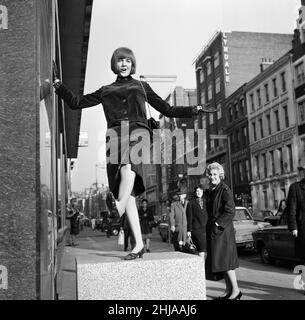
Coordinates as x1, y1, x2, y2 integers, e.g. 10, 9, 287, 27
76, 251, 206, 300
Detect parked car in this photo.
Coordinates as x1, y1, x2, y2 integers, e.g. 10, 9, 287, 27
99, 210, 120, 236
251, 209, 275, 222
253, 212, 300, 264
263, 200, 286, 226
233, 207, 271, 250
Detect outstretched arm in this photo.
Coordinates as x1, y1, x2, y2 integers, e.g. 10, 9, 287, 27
54, 82, 103, 110
143, 82, 217, 118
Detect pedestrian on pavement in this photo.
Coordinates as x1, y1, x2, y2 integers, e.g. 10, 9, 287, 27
286, 165, 305, 273
186, 186, 208, 261
91, 218, 96, 231
66, 198, 80, 246
138, 199, 154, 253
53, 47, 212, 260
120, 213, 136, 252
206, 162, 241, 300
170, 192, 188, 251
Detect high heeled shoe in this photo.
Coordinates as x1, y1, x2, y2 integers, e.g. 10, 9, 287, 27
124, 247, 145, 260
213, 292, 231, 300
228, 291, 242, 300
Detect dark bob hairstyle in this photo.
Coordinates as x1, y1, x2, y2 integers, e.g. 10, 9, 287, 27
111, 47, 136, 75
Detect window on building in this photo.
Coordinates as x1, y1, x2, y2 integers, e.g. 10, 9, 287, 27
255, 155, 260, 180
240, 98, 245, 115
228, 106, 233, 122
295, 61, 305, 86
242, 126, 247, 145
235, 129, 240, 147
215, 77, 221, 93
209, 113, 214, 125
264, 83, 270, 103
287, 144, 294, 172
259, 118, 263, 139
269, 150, 275, 176
207, 61, 212, 75
234, 102, 239, 118
200, 91, 206, 105
252, 122, 257, 142
250, 93, 254, 111
217, 104, 222, 120
239, 162, 243, 182
263, 190, 268, 209
274, 110, 280, 131
256, 88, 262, 107
283, 105, 289, 128
278, 147, 284, 174
245, 159, 251, 181
208, 84, 212, 100
214, 51, 220, 68
210, 138, 215, 149
200, 68, 204, 83
281, 71, 286, 92
266, 114, 271, 135
272, 78, 278, 98
262, 153, 267, 178
298, 100, 305, 124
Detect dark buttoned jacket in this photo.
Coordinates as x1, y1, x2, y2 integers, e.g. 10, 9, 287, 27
186, 197, 208, 232
56, 76, 197, 128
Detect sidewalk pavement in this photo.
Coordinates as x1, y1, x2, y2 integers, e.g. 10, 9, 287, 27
57, 227, 305, 300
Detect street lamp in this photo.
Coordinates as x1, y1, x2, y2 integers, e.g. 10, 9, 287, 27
209, 134, 233, 192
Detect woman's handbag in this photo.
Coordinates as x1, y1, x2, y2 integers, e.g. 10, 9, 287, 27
182, 237, 197, 255
118, 228, 125, 246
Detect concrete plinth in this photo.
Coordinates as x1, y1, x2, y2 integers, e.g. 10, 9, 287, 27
76, 251, 206, 300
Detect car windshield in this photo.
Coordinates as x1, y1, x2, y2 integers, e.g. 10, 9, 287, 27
234, 209, 252, 221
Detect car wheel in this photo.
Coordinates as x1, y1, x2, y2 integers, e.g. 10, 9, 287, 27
259, 244, 274, 264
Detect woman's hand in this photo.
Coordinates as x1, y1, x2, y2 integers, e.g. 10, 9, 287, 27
187, 231, 192, 238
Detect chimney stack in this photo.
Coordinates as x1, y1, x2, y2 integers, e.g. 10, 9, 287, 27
260, 58, 274, 72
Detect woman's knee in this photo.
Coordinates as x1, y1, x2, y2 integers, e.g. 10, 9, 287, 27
120, 164, 136, 177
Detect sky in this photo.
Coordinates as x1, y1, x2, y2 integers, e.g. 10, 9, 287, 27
71, 0, 301, 192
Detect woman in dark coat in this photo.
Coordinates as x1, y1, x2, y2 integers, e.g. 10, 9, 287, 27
206, 162, 241, 300
186, 186, 208, 260
53, 47, 211, 260
138, 199, 154, 252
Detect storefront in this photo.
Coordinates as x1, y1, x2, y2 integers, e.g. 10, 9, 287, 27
0, 0, 92, 300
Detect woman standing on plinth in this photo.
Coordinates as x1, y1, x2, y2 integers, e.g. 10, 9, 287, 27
53, 47, 213, 260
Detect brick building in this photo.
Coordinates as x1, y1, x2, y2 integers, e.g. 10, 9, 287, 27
194, 30, 293, 196
246, 52, 298, 211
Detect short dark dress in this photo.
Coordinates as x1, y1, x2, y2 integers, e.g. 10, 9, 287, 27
186, 197, 208, 252
56, 75, 197, 198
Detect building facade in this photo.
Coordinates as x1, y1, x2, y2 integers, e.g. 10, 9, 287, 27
223, 84, 252, 207
194, 30, 293, 196
293, 0, 305, 169
246, 53, 298, 211
0, 0, 92, 299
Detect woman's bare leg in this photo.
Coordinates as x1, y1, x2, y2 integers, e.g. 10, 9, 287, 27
115, 165, 136, 216
226, 270, 240, 298
125, 196, 144, 253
